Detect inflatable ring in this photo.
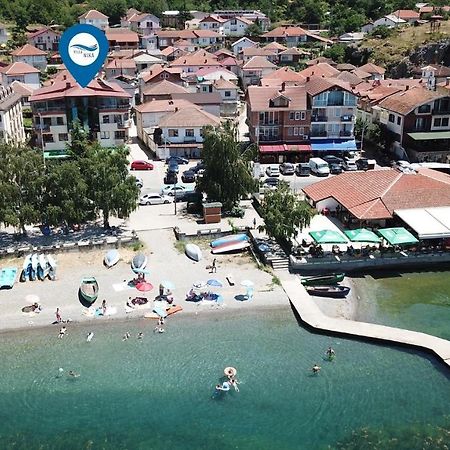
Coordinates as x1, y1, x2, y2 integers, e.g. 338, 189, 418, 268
224, 367, 237, 377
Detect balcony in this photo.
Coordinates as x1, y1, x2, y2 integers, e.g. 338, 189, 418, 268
98, 103, 130, 110
258, 135, 279, 142
310, 130, 327, 137
341, 115, 354, 122
432, 109, 450, 115
340, 130, 352, 137
311, 115, 328, 122
259, 120, 279, 126
184, 136, 200, 143
115, 119, 132, 129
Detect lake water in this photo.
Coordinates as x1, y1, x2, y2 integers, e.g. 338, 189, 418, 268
0, 307, 449, 449
354, 270, 450, 340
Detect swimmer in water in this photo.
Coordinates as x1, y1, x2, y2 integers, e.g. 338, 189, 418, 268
229, 378, 240, 392
58, 326, 66, 339
122, 332, 131, 341
137, 332, 144, 339
153, 327, 165, 333
312, 364, 321, 374
68, 370, 80, 378
326, 347, 335, 359
86, 332, 94, 342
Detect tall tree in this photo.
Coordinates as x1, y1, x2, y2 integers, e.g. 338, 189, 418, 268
197, 122, 258, 211
0, 145, 45, 234
259, 183, 315, 247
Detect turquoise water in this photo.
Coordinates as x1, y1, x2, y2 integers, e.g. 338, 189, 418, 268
0, 308, 449, 449
354, 270, 450, 340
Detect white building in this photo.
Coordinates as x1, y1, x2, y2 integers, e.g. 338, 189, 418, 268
79, 10, 109, 31
222, 17, 253, 36
373, 14, 407, 28
0, 62, 41, 89
0, 86, 25, 144
231, 36, 257, 55
11, 44, 47, 71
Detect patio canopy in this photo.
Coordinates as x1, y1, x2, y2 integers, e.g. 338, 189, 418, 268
377, 227, 419, 246
395, 207, 450, 239
344, 228, 381, 243
309, 229, 348, 244
311, 140, 357, 152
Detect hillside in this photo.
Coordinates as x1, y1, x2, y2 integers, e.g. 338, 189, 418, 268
360, 21, 450, 76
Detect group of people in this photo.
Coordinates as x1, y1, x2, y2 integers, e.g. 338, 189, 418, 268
215, 367, 240, 395
311, 347, 336, 374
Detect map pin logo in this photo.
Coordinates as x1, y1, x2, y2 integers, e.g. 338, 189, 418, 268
59, 24, 109, 88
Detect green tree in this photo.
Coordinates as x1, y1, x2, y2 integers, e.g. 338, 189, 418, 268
0, 144, 45, 234
81, 145, 139, 228
43, 160, 92, 227
198, 122, 258, 211
92, 0, 127, 25
259, 183, 315, 247
323, 44, 346, 63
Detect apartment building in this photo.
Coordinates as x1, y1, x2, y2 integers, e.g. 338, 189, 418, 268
121, 10, 160, 35
11, 44, 47, 71
0, 62, 40, 89
0, 86, 26, 144
79, 10, 109, 31
29, 75, 132, 155
27, 26, 60, 51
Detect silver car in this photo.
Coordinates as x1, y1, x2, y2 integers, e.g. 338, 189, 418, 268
139, 193, 171, 205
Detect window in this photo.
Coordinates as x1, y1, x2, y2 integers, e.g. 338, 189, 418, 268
43, 134, 54, 143
397, 116, 401, 125
185, 129, 194, 137
443, 118, 449, 127
298, 127, 305, 136
224, 91, 231, 97
288, 127, 293, 136
115, 130, 126, 139
103, 115, 110, 123
434, 118, 441, 127
168, 129, 178, 137
43, 117, 51, 126
388, 113, 395, 123
56, 117, 64, 125
418, 104, 431, 114
289, 112, 295, 120
295, 111, 300, 120
58, 133, 68, 141
293, 127, 298, 136
100, 131, 110, 139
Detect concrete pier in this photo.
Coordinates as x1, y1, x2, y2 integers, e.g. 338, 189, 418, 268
280, 275, 450, 368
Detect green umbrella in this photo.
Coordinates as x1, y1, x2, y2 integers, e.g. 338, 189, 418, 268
344, 228, 381, 243
309, 230, 348, 244
377, 227, 419, 246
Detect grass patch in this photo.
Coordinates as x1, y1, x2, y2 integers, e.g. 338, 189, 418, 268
271, 275, 281, 286
131, 240, 144, 252
173, 240, 186, 253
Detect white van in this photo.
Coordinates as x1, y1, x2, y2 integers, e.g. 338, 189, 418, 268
309, 158, 330, 176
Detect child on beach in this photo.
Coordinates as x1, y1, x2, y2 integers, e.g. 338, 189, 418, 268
56, 308, 62, 323
58, 327, 66, 339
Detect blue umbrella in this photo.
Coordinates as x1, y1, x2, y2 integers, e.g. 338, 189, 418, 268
207, 279, 223, 287
132, 268, 150, 275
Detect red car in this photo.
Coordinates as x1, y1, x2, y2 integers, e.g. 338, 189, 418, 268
131, 160, 154, 171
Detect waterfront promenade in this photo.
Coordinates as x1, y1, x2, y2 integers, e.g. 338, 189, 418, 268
280, 275, 450, 368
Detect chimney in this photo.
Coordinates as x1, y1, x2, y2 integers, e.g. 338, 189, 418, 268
66, 82, 71, 89
281, 82, 285, 92
174, 107, 179, 112
446, 77, 450, 86
306, 76, 310, 82
406, 85, 409, 90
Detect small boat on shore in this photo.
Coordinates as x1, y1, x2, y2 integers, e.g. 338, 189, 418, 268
37, 254, 48, 281
0, 267, 18, 289
131, 253, 147, 272
211, 240, 250, 254
306, 285, 350, 298
79, 277, 99, 304
20, 254, 32, 282
104, 249, 120, 268
47, 255, 57, 281
210, 233, 248, 248
30, 254, 39, 281
185, 243, 202, 262
301, 273, 345, 286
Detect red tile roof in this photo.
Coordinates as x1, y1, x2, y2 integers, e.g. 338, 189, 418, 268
247, 85, 307, 111
135, 98, 195, 114
303, 169, 450, 219
391, 9, 420, 20
29, 76, 130, 101
27, 26, 60, 39
105, 29, 139, 43
170, 50, 219, 67
305, 75, 352, 96
158, 105, 221, 128
242, 56, 277, 70
1, 61, 40, 75
140, 64, 183, 83
261, 67, 306, 84
105, 59, 136, 70
11, 44, 46, 57
143, 80, 188, 96
79, 9, 109, 20
299, 63, 340, 79
262, 26, 332, 44
359, 62, 386, 75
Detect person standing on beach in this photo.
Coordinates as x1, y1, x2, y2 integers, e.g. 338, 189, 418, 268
253, 218, 257, 229
56, 308, 62, 323
101, 299, 107, 315
211, 258, 217, 273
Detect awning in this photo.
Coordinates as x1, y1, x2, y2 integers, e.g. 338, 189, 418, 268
259, 144, 311, 153
377, 227, 419, 245
407, 131, 450, 141
344, 228, 381, 243
44, 150, 69, 159
395, 207, 450, 239
309, 229, 348, 244
311, 140, 357, 151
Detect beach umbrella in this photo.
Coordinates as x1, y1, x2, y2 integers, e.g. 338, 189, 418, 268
241, 280, 254, 287
192, 281, 206, 289
25, 294, 40, 303
344, 228, 381, 243
132, 268, 151, 275
207, 279, 223, 287
136, 281, 154, 292
160, 280, 175, 290
309, 230, 348, 244
377, 227, 419, 246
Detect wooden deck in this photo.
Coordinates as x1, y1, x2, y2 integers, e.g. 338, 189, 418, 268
280, 275, 450, 368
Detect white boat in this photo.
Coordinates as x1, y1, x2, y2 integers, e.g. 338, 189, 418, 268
37, 254, 48, 281
30, 254, 39, 281
131, 253, 147, 271
104, 249, 120, 268
210, 233, 248, 248
211, 241, 250, 255
46, 255, 57, 281
20, 254, 32, 282
185, 243, 202, 262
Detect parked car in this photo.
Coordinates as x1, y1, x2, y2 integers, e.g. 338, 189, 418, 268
165, 156, 189, 165
168, 161, 179, 173
329, 163, 343, 174
131, 160, 153, 171
355, 158, 369, 171
161, 184, 193, 196
295, 163, 310, 177
134, 176, 143, 188
164, 171, 178, 185
191, 162, 205, 174
322, 155, 344, 167
263, 177, 280, 189
309, 158, 330, 176
265, 165, 280, 177
139, 193, 171, 205
343, 158, 358, 171
279, 162, 295, 175
181, 170, 196, 183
